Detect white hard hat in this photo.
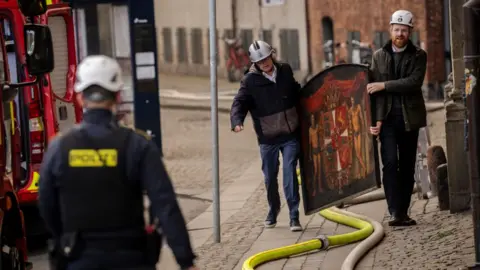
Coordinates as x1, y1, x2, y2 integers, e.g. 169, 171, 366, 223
390, 10, 414, 27
248, 40, 273, 63
74, 55, 124, 93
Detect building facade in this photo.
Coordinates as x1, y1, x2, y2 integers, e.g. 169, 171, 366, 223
154, 0, 310, 80
307, 0, 449, 92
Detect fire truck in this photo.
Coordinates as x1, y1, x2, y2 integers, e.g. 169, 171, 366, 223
2, 0, 81, 238
0, 0, 56, 268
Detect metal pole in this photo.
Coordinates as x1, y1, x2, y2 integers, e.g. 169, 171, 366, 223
464, 0, 480, 267
209, 0, 221, 243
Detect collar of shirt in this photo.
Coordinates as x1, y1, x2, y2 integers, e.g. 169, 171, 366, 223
263, 66, 277, 82
392, 44, 407, 53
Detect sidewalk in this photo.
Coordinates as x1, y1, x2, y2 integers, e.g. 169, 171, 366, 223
157, 157, 266, 269
156, 152, 389, 270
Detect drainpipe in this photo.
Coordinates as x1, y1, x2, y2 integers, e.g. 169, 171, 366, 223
303, 0, 313, 84
231, 0, 237, 37
258, 0, 263, 40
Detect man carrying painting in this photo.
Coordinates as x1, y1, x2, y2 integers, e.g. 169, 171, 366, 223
367, 10, 427, 226
230, 40, 303, 232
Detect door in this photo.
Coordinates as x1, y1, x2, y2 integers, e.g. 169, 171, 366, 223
47, 13, 78, 134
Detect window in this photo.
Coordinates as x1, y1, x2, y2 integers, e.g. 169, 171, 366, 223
176, 28, 188, 63
84, 4, 100, 55
373, 31, 389, 50
223, 29, 235, 39
73, 9, 87, 62
162, 28, 173, 63
190, 28, 203, 64
112, 5, 131, 57
262, 29, 272, 45
279, 29, 301, 70
240, 29, 253, 50
347, 31, 361, 63
411, 31, 420, 46
322, 17, 334, 66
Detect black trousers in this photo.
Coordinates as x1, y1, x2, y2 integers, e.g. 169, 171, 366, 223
67, 248, 155, 270
379, 111, 419, 217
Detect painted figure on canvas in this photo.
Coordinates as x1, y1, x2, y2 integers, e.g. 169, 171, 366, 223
349, 96, 367, 179
309, 113, 323, 195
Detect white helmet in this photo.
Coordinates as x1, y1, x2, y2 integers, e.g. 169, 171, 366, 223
390, 10, 414, 27
74, 55, 124, 93
248, 40, 273, 63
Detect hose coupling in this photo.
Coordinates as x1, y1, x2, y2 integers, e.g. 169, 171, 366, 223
316, 234, 329, 250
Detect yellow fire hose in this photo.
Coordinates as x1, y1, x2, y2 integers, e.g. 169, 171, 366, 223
241, 169, 385, 270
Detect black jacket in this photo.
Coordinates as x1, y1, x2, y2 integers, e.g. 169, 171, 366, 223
370, 40, 427, 131
230, 62, 301, 144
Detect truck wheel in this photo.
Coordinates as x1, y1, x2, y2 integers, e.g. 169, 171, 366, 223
1, 233, 25, 270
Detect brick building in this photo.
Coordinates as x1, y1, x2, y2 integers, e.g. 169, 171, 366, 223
306, 0, 450, 89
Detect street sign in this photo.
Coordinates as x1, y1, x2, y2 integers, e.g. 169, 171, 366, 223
298, 64, 380, 215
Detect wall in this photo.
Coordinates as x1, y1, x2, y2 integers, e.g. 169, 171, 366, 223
154, 0, 309, 80
307, 0, 446, 85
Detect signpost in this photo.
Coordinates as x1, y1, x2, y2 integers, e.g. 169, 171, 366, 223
208, 0, 221, 243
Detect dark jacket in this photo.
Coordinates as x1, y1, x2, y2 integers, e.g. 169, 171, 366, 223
370, 40, 427, 131
230, 62, 301, 145
38, 109, 196, 269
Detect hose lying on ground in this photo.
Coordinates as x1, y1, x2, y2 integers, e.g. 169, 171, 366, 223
335, 207, 385, 270
242, 207, 377, 270
242, 171, 392, 270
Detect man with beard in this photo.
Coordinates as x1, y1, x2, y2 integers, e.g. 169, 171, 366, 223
367, 10, 427, 226
230, 40, 303, 232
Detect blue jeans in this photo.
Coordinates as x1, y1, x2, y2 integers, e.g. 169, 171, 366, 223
259, 138, 300, 220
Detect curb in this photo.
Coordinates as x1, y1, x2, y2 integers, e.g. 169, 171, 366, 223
426, 105, 444, 113
161, 97, 445, 115
161, 103, 231, 113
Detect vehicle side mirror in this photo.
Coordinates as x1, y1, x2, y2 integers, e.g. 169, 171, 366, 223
17, 0, 48, 16
24, 24, 54, 76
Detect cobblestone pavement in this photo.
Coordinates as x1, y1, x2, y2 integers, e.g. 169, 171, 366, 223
194, 184, 270, 269
371, 197, 474, 270
369, 108, 475, 270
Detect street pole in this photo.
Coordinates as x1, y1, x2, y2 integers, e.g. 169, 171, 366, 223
209, 0, 221, 243
464, 0, 480, 267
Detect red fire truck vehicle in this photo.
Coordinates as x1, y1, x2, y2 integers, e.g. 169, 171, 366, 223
0, 0, 56, 268
3, 0, 81, 238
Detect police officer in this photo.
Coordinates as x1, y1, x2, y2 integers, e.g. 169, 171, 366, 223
38, 55, 199, 270
368, 10, 427, 227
